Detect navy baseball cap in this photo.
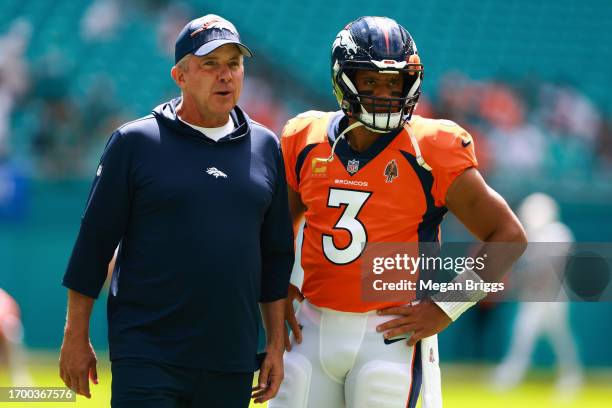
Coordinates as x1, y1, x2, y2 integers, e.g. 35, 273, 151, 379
174, 14, 253, 63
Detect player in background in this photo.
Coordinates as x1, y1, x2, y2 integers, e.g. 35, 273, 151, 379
493, 193, 583, 397
270, 16, 527, 408
0, 288, 32, 386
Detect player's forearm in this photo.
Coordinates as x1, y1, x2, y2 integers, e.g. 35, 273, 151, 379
64, 289, 95, 339
477, 221, 527, 283
259, 299, 285, 350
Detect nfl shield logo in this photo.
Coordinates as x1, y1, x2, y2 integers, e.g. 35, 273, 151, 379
346, 159, 359, 174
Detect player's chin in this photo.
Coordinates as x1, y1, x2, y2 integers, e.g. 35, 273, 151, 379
209, 99, 237, 114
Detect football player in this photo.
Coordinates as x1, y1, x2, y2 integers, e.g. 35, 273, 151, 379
493, 193, 583, 395
269, 16, 527, 408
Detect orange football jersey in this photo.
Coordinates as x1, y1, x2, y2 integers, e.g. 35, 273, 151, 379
281, 111, 478, 312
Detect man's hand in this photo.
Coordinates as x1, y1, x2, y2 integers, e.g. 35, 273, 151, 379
284, 284, 304, 351
376, 300, 452, 346
251, 346, 284, 404
59, 331, 98, 399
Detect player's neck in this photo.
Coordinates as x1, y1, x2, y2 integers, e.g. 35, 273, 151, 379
346, 121, 379, 152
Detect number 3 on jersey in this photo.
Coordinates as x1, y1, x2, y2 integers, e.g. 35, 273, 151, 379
322, 188, 372, 265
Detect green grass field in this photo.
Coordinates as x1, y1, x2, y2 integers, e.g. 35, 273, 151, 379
1, 353, 611, 407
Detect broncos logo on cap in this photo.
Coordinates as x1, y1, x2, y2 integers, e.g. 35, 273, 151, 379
191, 15, 238, 37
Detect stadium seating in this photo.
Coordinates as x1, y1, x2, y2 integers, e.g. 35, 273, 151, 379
3, 0, 610, 116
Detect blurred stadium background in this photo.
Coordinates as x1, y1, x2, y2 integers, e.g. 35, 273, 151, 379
1, 0, 611, 406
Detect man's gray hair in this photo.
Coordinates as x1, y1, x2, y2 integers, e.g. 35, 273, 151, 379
175, 54, 191, 72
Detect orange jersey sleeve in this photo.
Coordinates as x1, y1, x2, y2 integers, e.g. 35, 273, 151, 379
411, 118, 478, 206
280, 111, 333, 192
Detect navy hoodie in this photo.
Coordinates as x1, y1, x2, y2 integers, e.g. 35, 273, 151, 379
63, 98, 294, 371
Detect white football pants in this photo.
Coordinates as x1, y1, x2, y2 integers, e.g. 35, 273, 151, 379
269, 300, 425, 408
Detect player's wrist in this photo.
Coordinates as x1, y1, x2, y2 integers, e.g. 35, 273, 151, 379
428, 299, 453, 324
264, 331, 285, 352
430, 268, 487, 321
63, 322, 90, 339
264, 341, 284, 354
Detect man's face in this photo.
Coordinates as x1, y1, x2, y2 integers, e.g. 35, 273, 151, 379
180, 44, 244, 118
353, 70, 404, 113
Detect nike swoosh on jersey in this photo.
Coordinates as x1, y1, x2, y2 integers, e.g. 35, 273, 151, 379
384, 336, 409, 345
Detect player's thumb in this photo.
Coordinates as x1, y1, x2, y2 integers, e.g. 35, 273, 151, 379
89, 365, 98, 385
288, 315, 303, 344
258, 361, 270, 389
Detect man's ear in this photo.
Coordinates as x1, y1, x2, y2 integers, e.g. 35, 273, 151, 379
171, 65, 184, 88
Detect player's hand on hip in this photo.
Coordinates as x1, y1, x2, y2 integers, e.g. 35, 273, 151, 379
284, 284, 304, 351
376, 299, 452, 347
252, 346, 284, 404
59, 330, 98, 399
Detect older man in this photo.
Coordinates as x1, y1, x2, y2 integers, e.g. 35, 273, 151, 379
59, 14, 293, 408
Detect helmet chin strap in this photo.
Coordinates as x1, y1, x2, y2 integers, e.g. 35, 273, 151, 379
363, 123, 389, 133
315, 121, 364, 163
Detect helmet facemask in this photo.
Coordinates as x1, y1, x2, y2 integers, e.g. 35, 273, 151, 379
333, 59, 423, 133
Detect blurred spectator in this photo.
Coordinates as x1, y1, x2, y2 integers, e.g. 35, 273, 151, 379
539, 83, 601, 144
80, 75, 124, 140
0, 151, 29, 222
22, 50, 125, 178
488, 122, 547, 175
81, 76, 126, 170
436, 71, 480, 124
29, 51, 84, 178
0, 19, 31, 155
80, 0, 121, 42
156, 2, 192, 58
240, 75, 289, 134
479, 81, 525, 131
31, 96, 85, 178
